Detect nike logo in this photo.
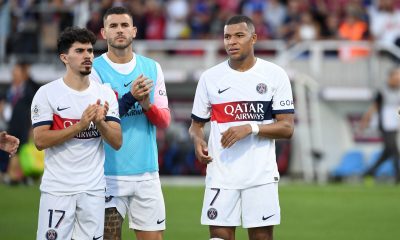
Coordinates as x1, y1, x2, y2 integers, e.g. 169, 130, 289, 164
93, 235, 103, 240
157, 219, 165, 224
218, 87, 230, 94
57, 106, 70, 111
124, 81, 132, 87
262, 214, 275, 221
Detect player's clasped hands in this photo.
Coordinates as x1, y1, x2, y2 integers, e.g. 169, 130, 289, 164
94, 99, 109, 123
130, 74, 153, 101
220, 124, 252, 148
79, 100, 108, 130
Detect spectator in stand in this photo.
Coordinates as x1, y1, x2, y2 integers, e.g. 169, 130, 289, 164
145, 0, 166, 40
263, 0, 287, 39
338, 4, 370, 60
189, 0, 216, 39
279, 0, 307, 43
251, 9, 271, 40
86, 10, 103, 38
165, 0, 190, 39
291, 11, 320, 45
369, 0, 400, 61
3, 61, 39, 184
320, 13, 340, 39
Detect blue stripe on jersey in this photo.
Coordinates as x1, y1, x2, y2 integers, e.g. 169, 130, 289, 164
93, 54, 158, 175
105, 116, 121, 123
191, 114, 210, 122
272, 109, 295, 114
32, 121, 53, 128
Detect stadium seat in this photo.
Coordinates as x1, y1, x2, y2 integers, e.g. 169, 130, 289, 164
365, 150, 396, 177
331, 150, 365, 178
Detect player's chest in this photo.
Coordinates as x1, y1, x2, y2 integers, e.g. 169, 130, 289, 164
208, 74, 275, 103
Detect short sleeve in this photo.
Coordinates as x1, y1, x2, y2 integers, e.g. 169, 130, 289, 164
191, 73, 211, 122
104, 85, 120, 123
271, 69, 295, 115
153, 62, 169, 109
31, 87, 53, 128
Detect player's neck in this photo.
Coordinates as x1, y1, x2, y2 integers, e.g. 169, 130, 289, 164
63, 72, 90, 91
228, 55, 257, 72
107, 48, 133, 64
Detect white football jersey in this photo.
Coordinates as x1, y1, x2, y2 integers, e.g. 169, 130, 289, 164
31, 78, 120, 196
191, 58, 294, 189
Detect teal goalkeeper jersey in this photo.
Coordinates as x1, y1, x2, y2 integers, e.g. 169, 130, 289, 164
93, 54, 158, 175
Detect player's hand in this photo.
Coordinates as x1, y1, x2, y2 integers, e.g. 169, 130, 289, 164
194, 138, 213, 164
78, 104, 97, 130
94, 99, 109, 124
130, 75, 153, 101
139, 94, 151, 111
0, 131, 19, 156
220, 124, 252, 148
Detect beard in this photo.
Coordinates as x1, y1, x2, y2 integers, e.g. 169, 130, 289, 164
109, 37, 133, 50
80, 69, 91, 76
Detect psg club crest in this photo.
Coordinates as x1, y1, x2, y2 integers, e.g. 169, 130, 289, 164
207, 208, 218, 220
45, 229, 58, 240
256, 83, 267, 94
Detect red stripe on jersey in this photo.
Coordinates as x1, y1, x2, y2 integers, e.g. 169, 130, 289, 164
211, 101, 272, 123
51, 114, 79, 130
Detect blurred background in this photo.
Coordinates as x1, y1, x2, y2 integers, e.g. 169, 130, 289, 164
1, 0, 400, 184
1, 0, 400, 239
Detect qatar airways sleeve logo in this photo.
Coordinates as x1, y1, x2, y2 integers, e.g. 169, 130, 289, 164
52, 114, 101, 139
211, 101, 272, 123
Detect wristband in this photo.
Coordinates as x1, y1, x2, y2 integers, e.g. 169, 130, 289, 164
250, 123, 259, 135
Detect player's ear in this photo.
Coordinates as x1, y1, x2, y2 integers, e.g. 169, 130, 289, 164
252, 33, 257, 45
59, 54, 67, 64
132, 26, 137, 38
101, 28, 106, 40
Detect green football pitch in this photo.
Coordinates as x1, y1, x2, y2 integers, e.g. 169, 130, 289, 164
1, 182, 399, 240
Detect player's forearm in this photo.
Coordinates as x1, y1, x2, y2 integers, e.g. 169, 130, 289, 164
96, 121, 122, 150
33, 123, 85, 150
118, 92, 137, 116
258, 120, 294, 139
189, 121, 206, 143
144, 104, 171, 129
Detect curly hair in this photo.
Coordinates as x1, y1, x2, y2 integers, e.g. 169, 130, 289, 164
57, 27, 97, 55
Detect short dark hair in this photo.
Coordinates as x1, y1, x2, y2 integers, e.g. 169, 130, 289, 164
225, 15, 255, 33
57, 27, 97, 55
103, 6, 133, 23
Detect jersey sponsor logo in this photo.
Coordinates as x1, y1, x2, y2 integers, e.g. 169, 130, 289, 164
262, 214, 275, 221
45, 229, 58, 240
124, 102, 144, 117
218, 87, 231, 94
124, 81, 132, 87
157, 219, 165, 224
279, 100, 294, 107
256, 83, 268, 94
52, 115, 101, 139
211, 101, 271, 122
207, 208, 218, 220
56, 106, 71, 111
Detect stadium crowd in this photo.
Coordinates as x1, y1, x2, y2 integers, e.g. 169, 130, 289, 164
2, 0, 400, 56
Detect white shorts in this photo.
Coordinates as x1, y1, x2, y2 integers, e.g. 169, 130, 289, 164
201, 183, 280, 228
36, 192, 104, 240
105, 178, 166, 231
